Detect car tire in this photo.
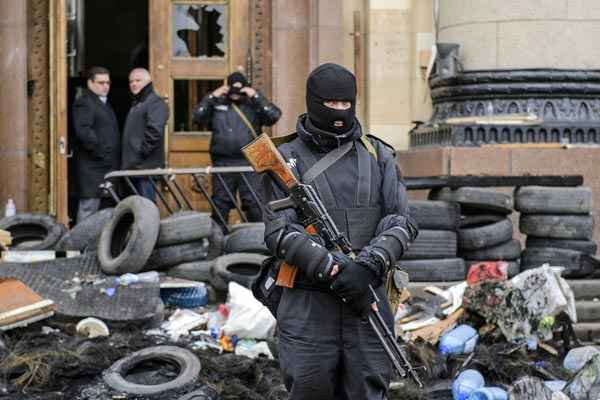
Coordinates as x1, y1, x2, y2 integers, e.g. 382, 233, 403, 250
206, 220, 224, 260
520, 214, 594, 240
458, 217, 514, 251
521, 247, 598, 278
0, 213, 66, 250
167, 259, 216, 282
103, 346, 201, 396
98, 196, 160, 275
515, 186, 592, 215
55, 208, 114, 252
224, 225, 269, 254
145, 240, 209, 271
157, 211, 212, 246
396, 258, 467, 282
177, 386, 219, 400
460, 239, 522, 261
429, 187, 513, 215
407, 201, 460, 231
459, 214, 505, 229
526, 237, 598, 255
229, 222, 265, 233
212, 253, 269, 289
402, 230, 457, 259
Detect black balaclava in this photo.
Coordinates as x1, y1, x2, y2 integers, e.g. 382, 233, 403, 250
306, 63, 356, 134
227, 72, 249, 99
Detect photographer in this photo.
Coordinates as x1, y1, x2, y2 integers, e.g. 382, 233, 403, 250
193, 72, 281, 228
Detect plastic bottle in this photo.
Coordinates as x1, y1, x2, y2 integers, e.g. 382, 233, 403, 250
453, 370, 485, 400
115, 271, 159, 286
543, 380, 567, 392
207, 304, 229, 339
468, 387, 508, 400
440, 325, 479, 355
4, 198, 15, 217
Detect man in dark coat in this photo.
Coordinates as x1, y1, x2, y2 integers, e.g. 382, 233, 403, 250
72, 66, 120, 223
193, 72, 281, 229
262, 63, 418, 399
122, 68, 169, 201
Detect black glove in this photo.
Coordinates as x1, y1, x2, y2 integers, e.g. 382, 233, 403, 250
278, 231, 333, 281
330, 260, 376, 305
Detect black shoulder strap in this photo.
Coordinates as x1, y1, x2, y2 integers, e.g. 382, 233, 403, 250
302, 140, 353, 184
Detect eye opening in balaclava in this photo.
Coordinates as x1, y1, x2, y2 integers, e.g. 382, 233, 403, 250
306, 63, 357, 134
227, 72, 249, 98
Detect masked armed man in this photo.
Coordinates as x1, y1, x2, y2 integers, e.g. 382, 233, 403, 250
262, 63, 418, 400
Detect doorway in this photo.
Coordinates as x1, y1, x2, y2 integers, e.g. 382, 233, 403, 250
66, 0, 148, 225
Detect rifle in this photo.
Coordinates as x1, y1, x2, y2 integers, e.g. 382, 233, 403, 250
242, 133, 424, 388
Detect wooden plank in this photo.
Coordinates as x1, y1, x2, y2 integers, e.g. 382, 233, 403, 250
409, 308, 464, 345
404, 175, 584, 190
170, 134, 212, 152
171, 59, 228, 78
0, 279, 55, 330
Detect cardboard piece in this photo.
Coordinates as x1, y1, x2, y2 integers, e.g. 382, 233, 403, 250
0, 279, 55, 330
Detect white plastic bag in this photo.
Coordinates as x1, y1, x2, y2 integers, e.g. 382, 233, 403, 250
222, 282, 276, 339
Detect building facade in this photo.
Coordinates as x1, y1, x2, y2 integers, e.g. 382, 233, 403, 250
0, 0, 433, 224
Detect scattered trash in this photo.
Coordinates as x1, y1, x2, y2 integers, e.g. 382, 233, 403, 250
162, 309, 208, 341
469, 387, 508, 400
161, 284, 208, 308
439, 324, 479, 356
115, 271, 160, 286
466, 261, 508, 286
76, 317, 110, 338
452, 369, 484, 400
543, 380, 567, 392
222, 282, 276, 339
508, 376, 555, 400
0, 279, 55, 331
563, 346, 600, 374
563, 353, 600, 400
2, 250, 80, 262
207, 304, 229, 338
234, 339, 274, 360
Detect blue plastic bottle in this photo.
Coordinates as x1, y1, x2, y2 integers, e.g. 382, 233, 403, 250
469, 387, 508, 400
440, 325, 479, 355
452, 370, 485, 400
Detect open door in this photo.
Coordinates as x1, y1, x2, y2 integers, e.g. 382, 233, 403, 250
149, 0, 250, 212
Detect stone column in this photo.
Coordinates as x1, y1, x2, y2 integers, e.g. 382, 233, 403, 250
438, 0, 600, 70
0, 0, 28, 212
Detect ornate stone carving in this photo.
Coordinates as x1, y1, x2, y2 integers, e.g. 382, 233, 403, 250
250, 0, 272, 99
27, 0, 50, 212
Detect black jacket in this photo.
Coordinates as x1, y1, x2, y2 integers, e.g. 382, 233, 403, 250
192, 91, 281, 159
122, 83, 169, 170
263, 115, 412, 287
72, 90, 121, 198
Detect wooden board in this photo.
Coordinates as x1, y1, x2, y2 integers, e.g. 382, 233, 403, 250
0, 279, 55, 330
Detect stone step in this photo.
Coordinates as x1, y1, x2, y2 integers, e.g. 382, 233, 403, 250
576, 300, 600, 323
574, 322, 600, 343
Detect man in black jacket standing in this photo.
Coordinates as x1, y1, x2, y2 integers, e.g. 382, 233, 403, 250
72, 66, 120, 223
122, 68, 169, 201
262, 63, 418, 399
193, 72, 281, 229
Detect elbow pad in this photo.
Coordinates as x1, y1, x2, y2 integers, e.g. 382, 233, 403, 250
371, 227, 411, 268
278, 232, 333, 281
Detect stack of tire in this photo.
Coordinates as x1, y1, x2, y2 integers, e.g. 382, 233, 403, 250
168, 222, 269, 291
430, 187, 521, 278
0, 213, 67, 250
516, 186, 598, 278
397, 200, 464, 282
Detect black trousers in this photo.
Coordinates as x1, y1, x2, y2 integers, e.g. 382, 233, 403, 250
211, 158, 262, 229
277, 286, 393, 400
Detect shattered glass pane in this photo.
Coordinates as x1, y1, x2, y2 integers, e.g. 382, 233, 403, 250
174, 79, 223, 132
173, 3, 227, 58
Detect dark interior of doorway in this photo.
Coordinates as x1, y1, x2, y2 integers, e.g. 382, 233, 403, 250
67, 0, 148, 225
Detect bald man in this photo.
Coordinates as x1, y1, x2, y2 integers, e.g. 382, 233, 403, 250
122, 68, 169, 201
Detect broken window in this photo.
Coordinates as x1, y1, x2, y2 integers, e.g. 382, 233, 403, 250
173, 3, 227, 58
174, 79, 223, 132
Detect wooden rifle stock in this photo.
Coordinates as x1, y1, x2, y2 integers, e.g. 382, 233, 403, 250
242, 133, 308, 288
